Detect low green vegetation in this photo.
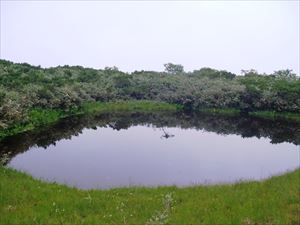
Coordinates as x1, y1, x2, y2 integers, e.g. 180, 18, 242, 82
199, 108, 300, 122
80, 100, 182, 114
249, 111, 300, 123
198, 108, 241, 116
0, 166, 299, 225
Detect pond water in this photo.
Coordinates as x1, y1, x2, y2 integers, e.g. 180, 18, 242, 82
1, 112, 299, 189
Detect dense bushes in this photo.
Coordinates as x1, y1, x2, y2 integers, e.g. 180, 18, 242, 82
0, 59, 299, 128
239, 73, 300, 112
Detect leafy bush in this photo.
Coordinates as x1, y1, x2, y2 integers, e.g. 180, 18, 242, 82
0, 59, 299, 128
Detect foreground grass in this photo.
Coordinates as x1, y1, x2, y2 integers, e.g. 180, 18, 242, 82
0, 166, 299, 225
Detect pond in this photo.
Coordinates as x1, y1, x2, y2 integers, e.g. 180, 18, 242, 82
1, 112, 299, 189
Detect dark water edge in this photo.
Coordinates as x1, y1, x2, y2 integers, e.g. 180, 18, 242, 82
1, 111, 299, 163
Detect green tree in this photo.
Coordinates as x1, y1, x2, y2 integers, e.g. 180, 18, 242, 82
164, 63, 184, 74
273, 69, 297, 80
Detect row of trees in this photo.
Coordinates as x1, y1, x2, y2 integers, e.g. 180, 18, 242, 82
0, 60, 299, 128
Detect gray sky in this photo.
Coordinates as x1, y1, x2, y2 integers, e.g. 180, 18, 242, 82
1, 1, 299, 75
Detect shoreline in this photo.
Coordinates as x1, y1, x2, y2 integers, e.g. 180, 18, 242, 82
1, 100, 300, 141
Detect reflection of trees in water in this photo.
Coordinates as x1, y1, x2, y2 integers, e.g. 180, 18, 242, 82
0, 111, 299, 163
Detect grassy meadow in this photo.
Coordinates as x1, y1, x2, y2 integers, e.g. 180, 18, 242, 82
0, 166, 299, 225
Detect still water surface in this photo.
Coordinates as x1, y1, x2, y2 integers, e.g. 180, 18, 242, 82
1, 112, 299, 189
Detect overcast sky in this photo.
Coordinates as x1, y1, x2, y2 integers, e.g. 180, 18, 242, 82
1, 1, 299, 74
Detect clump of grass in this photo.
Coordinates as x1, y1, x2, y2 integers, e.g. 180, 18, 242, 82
146, 193, 174, 225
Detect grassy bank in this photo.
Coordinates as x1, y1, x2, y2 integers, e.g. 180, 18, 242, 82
0, 100, 182, 140
198, 108, 300, 122
249, 111, 300, 123
80, 101, 182, 114
198, 108, 241, 116
0, 166, 299, 225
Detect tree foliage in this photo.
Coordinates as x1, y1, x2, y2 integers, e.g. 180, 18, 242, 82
164, 63, 184, 74
0, 59, 299, 128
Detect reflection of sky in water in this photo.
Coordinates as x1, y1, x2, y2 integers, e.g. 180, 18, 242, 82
8, 125, 300, 189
